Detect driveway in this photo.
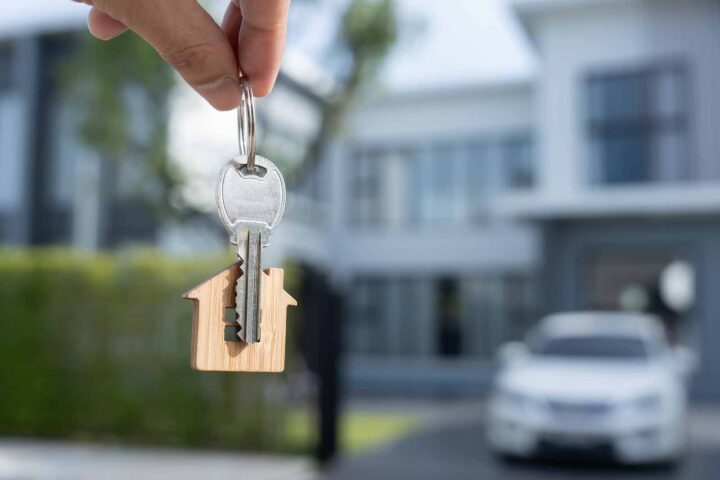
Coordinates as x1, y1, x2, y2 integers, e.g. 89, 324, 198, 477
321, 402, 720, 480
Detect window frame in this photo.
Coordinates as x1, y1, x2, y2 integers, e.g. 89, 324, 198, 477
500, 133, 535, 190
346, 132, 536, 229
0, 41, 14, 93
584, 60, 691, 185
347, 147, 384, 227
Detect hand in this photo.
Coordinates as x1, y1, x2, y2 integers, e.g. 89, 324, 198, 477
74, 0, 290, 110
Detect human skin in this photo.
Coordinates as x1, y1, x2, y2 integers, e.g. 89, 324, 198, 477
72, 0, 291, 110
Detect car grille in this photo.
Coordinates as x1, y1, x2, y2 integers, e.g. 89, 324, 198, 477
537, 437, 616, 461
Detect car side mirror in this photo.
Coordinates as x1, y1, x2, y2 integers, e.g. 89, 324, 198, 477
672, 346, 697, 379
498, 341, 528, 365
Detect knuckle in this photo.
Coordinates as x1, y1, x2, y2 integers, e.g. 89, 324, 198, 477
163, 42, 219, 76
93, 0, 141, 25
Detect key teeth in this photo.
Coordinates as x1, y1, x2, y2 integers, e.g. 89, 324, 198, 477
232, 228, 263, 345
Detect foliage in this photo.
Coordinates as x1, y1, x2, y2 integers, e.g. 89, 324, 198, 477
0, 249, 302, 451
322, 0, 398, 134
61, 32, 186, 219
296, 0, 397, 181
338, 0, 398, 98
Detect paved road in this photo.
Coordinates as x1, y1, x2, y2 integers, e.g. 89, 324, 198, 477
322, 404, 720, 480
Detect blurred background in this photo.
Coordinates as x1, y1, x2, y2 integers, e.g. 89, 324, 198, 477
1, 0, 719, 478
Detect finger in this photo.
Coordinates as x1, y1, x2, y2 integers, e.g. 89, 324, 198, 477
221, 1, 242, 58
95, 0, 242, 111
87, 7, 128, 40
235, 0, 290, 97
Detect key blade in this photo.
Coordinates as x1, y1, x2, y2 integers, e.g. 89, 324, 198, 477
235, 228, 250, 342
244, 229, 263, 344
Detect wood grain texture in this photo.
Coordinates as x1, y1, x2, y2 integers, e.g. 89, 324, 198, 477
182, 263, 297, 372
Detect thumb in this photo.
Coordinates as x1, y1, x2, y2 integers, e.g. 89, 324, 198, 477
95, 0, 242, 111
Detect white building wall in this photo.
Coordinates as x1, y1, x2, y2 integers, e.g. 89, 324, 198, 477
0, 95, 25, 212
327, 82, 540, 278
346, 82, 536, 145
523, 0, 720, 200
0, 37, 39, 244
333, 225, 538, 276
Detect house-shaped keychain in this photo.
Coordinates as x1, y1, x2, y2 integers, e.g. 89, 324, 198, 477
183, 263, 296, 372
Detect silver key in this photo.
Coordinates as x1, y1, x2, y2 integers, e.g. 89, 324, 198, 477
216, 154, 286, 344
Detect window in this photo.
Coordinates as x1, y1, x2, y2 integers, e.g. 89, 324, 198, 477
347, 278, 386, 354
465, 143, 491, 222
406, 148, 425, 225
0, 42, 13, 92
530, 335, 649, 360
424, 143, 463, 225
348, 135, 535, 228
501, 136, 534, 189
587, 63, 689, 184
348, 149, 382, 226
347, 274, 536, 360
503, 276, 537, 341
460, 275, 536, 359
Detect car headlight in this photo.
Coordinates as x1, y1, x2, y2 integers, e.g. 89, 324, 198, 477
632, 393, 661, 411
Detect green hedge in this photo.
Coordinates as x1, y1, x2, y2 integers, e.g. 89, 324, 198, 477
0, 249, 301, 451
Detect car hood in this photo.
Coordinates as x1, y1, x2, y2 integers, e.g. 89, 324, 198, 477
497, 359, 673, 402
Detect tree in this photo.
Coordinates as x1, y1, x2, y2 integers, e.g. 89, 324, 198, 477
297, 0, 398, 179
63, 31, 186, 220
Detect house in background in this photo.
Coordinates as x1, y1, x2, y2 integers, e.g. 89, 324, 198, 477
4, 0, 720, 401
0, 4, 172, 249
502, 0, 720, 400
319, 0, 720, 399
319, 81, 540, 394
0, 14, 128, 249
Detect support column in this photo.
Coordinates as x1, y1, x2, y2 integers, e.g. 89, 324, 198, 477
14, 36, 41, 245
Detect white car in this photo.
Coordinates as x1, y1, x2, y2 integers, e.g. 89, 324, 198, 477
487, 312, 695, 464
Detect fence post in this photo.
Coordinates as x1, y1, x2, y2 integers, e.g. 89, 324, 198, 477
299, 265, 343, 465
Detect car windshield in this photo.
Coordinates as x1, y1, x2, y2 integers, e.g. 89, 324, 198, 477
530, 335, 649, 360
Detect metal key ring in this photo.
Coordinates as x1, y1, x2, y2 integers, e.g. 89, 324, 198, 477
237, 77, 257, 171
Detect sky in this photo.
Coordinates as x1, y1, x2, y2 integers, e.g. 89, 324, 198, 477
2, 0, 535, 92
0, 0, 87, 39
380, 0, 536, 91
284, 0, 536, 91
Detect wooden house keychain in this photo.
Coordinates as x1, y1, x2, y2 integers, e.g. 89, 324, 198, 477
183, 77, 297, 372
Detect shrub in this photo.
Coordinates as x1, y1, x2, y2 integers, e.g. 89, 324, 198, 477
0, 249, 298, 451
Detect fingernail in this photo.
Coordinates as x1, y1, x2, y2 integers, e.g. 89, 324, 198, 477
196, 76, 242, 111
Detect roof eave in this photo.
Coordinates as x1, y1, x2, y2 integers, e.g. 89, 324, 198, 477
510, 0, 646, 45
